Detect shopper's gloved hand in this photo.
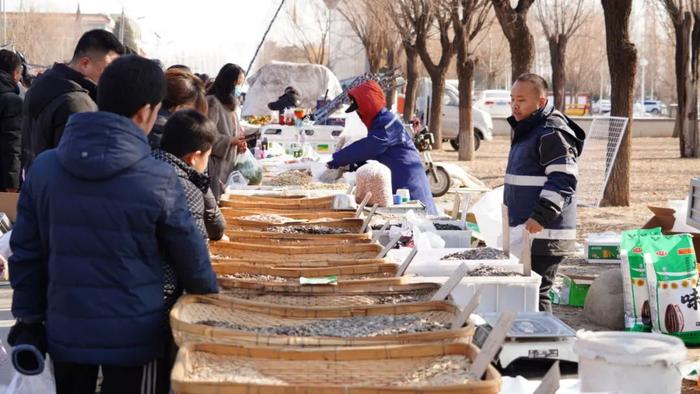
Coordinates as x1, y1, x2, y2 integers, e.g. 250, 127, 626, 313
8, 321, 47, 375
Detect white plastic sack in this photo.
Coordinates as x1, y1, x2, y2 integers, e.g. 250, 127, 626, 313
232, 149, 262, 185
225, 171, 248, 191
470, 186, 503, 248
242, 62, 342, 117
413, 226, 445, 250
355, 161, 393, 207
5, 367, 56, 394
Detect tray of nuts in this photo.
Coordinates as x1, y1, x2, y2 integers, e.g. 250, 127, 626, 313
171, 342, 501, 394
170, 295, 473, 348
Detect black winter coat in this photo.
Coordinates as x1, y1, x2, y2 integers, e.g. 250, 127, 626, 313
21, 63, 97, 172
0, 70, 22, 190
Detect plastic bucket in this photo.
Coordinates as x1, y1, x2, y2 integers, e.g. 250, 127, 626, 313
574, 331, 687, 394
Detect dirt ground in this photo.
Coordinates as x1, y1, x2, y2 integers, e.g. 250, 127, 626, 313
432, 137, 700, 334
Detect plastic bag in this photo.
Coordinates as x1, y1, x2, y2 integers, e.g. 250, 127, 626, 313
225, 171, 249, 191
231, 149, 262, 185
643, 233, 700, 344
619, 228, 663, 332
355, 161, 393, 207
470, 187, 504, 248
5, 366, 56, 394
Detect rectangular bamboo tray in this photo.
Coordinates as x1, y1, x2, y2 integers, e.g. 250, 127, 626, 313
212, 256, 391, 268
217, 277, 435, 294
226, 230, 372, 246
219, 281, 441, 308
171, 342, 501, 394
220, 195, 337, 210
208, 241, 382, 261
221, 208, 356, 220
170, 295, 473, 347
212, 261, 398, 281
225, 218, 366, 233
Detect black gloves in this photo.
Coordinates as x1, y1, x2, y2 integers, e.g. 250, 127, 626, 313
8, 321, 47, 375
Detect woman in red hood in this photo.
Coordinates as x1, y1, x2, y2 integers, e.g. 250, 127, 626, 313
327, 81, 437, 214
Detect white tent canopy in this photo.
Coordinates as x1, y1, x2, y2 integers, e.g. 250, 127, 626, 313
242, 61, 343, 117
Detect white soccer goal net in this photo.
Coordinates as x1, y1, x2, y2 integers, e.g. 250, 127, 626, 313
577, 116, 628, 207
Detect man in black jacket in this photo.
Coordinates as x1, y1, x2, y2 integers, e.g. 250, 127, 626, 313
0, 50, 23, 192
21, 29, 124, 172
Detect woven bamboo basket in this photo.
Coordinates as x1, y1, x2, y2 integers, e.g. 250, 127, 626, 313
209, 241, 382, 261
227, 230, 372, 246
213, 261, 397, 281
171, 342, 501, 394
220, 195, 336, 210
170, 295, 473, 347
225, 218, 365, 233
211, 256, 391, 268
219, 281, 441, 308
217, 277, 429, 294
223, 194, 336, 204
221, 208, 356, 220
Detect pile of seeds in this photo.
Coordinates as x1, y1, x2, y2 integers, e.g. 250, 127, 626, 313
239, 214, 297, 224
433, 223, 463, 231
189, 353, 285, 383
441, 247, 508, 261
222, 291, 434, 306
375, 291, 435, 304
269, 170, 313, 186
265, 225, 352, 235
196, 315, 450, 338
296, 182, 349, 191
466, 265, 523, 277
391, 355, 472, 386
219, 273, 289, 283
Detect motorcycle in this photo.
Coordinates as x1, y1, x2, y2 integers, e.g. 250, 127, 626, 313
409, 120, 452, 197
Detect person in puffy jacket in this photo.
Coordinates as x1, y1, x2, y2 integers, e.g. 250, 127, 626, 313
8, 55, 218, 394
0, 50, 23, 192
505, 73, 585, 312
21, 29, 124, 173
326, 80, 437, 214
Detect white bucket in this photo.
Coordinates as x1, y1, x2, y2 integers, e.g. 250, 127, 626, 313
574, 331, 687, 394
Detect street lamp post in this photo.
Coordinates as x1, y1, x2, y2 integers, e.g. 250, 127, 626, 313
323, 0, 339, 71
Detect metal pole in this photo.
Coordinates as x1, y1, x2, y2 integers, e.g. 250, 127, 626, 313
119, 8, 125, 44
2, 0, 6, 46
245, 0, 286, 76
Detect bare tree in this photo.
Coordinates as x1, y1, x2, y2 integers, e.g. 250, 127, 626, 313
601, 0, 637, 207
452, 0, 492, 160
387, 0, 424, 121
474, 24, 510, 89
491, 0, 535, 83
287, 0, 331, 65
536, 0, 590, 111
337, 0, 389, 73
408, 0, 456, 149
662, 0, 700, 158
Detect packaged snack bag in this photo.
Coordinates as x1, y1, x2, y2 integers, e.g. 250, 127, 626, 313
620, 227, 662, 331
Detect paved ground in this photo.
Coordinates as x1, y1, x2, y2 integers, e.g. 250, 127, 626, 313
0, 282, 14, 387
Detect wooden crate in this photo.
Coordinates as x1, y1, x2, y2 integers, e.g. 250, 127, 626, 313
220, 195, 336, 210
212, 261, 397, 281
208, 241, 382, 261
211, 256, 391, 268
227, 230, 371, 246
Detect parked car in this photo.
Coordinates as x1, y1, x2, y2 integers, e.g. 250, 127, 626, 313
415, 78, 494, 151
643, 100, 666, 115
592, 99, 611, 114
474, 89, 512, 117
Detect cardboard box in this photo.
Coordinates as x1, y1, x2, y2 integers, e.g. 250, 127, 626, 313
551, 274, 592, 307
643, 206, 700, 252
585, 232, 621, 263
0, 192, 18, 223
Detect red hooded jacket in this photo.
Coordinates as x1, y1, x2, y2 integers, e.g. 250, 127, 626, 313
348, 80, 386, 129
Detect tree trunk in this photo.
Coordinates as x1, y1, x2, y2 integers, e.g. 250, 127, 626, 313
403, 45, 419, 122
509, 23, 535, 81
428, 72, 446, 150
385, 45, 398, 111
492, 1, 535, 83
601, 0, 637, 207
487, 71, 496, 89
457, 59, 476, 161
549, 35, 568, 112
687, 10, 700, 157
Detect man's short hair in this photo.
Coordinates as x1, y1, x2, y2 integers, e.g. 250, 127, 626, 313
72, 29, 125, 61
97, 55, 166, 118
0, 50, 21, 75
515, 73, 548, 97
161, 109, 217, 159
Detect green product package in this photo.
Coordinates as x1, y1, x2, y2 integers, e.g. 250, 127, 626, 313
619, 227, 662, 332
643, 233, 700, 344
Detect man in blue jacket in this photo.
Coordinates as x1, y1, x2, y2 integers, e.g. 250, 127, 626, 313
327, 80, 437, 214
8, 55, 218, 394
505, 73, 585, 312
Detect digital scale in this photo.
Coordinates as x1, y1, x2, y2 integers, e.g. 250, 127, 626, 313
472, 312, 578, 368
